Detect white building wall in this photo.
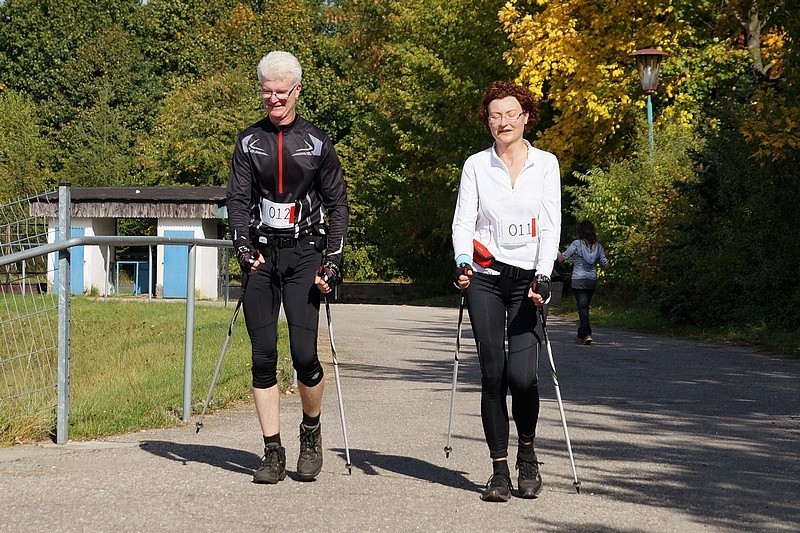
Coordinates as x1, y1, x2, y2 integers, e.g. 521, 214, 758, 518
47, 217, 94, 294
86, 218, 115, 295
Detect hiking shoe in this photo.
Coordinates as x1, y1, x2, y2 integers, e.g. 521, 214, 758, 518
253, 443, 286, 484
584, 335, 593, 345
296, 423, 323, 481
480, 473, 513, 502
516, 451, 543, 498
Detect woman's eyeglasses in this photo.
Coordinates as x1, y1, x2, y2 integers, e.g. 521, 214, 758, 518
487, 111, 527, 124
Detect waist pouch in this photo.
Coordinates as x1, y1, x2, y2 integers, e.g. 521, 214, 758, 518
473, 239, 494, 268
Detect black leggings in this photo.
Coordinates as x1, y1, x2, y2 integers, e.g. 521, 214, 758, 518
466, 272, 541, 459
243, 240, 324, 389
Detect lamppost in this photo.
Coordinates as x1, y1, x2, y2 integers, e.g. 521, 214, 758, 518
630, 48, 669, 159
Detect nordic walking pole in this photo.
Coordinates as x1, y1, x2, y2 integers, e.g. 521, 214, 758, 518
196, 274, 250, 433
444, 291, 466, 458
539, 306, 581, 493
323, 293, 352, 474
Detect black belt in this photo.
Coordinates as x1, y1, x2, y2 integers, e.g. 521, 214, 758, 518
256, 235, 310, 249
273, 236, 299, 249
490, 260, 535, 281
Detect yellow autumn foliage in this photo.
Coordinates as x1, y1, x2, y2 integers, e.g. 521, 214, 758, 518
499, 0, 795, 166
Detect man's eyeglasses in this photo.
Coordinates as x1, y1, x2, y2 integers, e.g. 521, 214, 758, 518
487, 111, 527, 124
258, 84, 298, 101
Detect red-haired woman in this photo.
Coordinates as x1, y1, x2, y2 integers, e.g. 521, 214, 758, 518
452, 81, 562, 502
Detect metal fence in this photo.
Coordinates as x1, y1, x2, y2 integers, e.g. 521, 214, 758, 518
0, 191, 60, 442
0, 185, 231, 444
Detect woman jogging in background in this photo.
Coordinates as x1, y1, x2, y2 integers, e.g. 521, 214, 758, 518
451, 81, 561, 502
557, 220, 610, 345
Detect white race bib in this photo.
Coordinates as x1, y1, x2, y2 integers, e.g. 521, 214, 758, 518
261, 199, 297, 229
498, 217, 536, 246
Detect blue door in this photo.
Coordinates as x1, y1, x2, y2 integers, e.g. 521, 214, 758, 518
53, 227, 85, 295
135, 261, 150, 296
163, 230, 192, 298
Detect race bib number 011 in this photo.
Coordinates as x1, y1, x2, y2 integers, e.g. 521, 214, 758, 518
261, 198, 297, 229
499, 218, 536, 246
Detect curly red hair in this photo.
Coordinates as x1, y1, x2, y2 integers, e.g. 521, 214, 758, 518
477, 81, 540, 133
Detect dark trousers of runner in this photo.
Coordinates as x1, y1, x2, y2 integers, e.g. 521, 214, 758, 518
573, 288, 595, 339
466, 271, 541, 459
243, 240, 324, 389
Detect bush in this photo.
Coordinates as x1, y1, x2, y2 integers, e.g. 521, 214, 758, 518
657, 95, 800, 330
568, 124, 700, 299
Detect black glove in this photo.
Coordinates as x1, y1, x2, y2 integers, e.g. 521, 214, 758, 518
236, 244, 260, 273
318, 261, 341, 288
452, 263, 473, 289
530, 274, 551, 302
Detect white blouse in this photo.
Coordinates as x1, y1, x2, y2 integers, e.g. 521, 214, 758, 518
452, 140, 561, 277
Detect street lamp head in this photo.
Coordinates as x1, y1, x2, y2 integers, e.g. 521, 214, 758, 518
630, 48, 669, 94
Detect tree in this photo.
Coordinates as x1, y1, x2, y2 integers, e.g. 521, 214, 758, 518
49, 27, 163, 135
657, 95, 800, 329
653, 0, 800, 329
542, 0, 800, 330
134, 0, 320, 84
43, 27, 164, 186
498, 0, 769, 171
143, 68, 262, 187
57, 89, 138, 187
333, 0, 515, 284
0, 0, 140, 102
0, 90, 53, 200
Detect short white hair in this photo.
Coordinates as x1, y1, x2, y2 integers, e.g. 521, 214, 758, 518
257, 51, 302, 85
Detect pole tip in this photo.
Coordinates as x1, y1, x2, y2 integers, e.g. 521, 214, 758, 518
195, 422, 203, 433
444, 446, 451, 458
574, 481, 581, 494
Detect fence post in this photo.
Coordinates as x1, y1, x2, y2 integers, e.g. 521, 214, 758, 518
57, 183, 71, 444
182, 244, 197, 422
104, 245, 110, 300
148, 245, 153, 302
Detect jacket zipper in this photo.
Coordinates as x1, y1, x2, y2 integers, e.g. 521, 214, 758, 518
277, 130, 284, 194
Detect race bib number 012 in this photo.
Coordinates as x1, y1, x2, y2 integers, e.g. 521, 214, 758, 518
261, 198, 297, 229
499, 218, 536, 246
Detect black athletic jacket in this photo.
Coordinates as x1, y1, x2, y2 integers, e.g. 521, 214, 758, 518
226, 115, 348, 269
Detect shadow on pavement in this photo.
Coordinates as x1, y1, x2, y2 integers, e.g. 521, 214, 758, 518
332, 447, 480, 493
139, 440, 257, 476
341, 310, 800, 531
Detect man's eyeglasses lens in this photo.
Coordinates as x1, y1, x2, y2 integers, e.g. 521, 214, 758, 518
488, 111, 527, 123
259, 85, 297, 100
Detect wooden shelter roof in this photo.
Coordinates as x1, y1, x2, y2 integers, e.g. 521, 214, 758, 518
30, 187, 227, 219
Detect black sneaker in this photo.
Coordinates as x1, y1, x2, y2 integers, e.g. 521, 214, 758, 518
253, 443, 286, 484
481, 472, 513, 502
516, 450, 543, 498
296, 423, 323, 481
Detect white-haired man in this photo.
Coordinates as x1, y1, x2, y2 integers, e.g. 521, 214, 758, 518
226, 50, 348, 484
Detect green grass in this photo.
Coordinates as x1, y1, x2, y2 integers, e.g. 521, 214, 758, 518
1, 297, 291, 445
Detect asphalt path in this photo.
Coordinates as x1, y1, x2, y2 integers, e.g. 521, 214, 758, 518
1, 303, 798, 532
